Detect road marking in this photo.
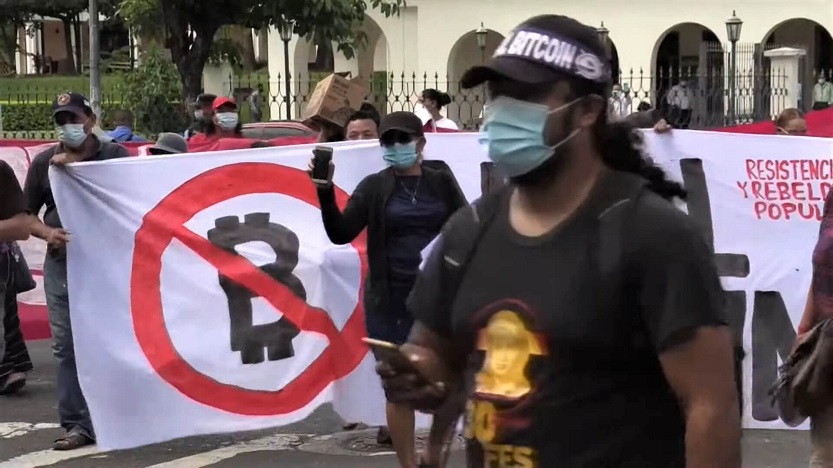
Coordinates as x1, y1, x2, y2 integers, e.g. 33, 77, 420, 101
0, 423, 61, 439
0, 445, 101, 467
144, 434, 309, 467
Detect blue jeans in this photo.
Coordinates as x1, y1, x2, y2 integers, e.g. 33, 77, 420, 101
43, 254, 94, 440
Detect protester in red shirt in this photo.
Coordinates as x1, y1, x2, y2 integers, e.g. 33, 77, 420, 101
188, 97, 244, 150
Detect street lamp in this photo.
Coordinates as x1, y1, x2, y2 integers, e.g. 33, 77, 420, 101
278, 18, 294, 120
475, 23, 488, 63
475, 23, 489, 107
596, 22, 609, 49
726, 10, 743, 124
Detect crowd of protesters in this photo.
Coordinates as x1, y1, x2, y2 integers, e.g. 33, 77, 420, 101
3, 14, 833, 467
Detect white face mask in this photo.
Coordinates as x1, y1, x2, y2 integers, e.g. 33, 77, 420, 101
216, 112, 239, 130
56, 123, 88, 148
194, 110, 203, 120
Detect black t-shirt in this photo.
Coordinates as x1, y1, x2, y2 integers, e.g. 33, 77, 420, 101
410, 171, 726, 467
0, 160, 26, 221
24, 136, 129, 229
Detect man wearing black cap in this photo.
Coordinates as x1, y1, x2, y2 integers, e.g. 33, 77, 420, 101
376, 15, 740, 468
184, 93, 217, 140
23, 91, 128, 451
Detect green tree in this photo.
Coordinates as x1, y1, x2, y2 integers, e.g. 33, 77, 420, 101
118, 0, 405, 102
113, 42, 185, 135
0, 0, 120, 73
0, 6, 30, 70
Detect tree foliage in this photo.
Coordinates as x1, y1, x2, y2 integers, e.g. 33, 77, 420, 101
113, 42, 185, 135
118, 0, 405, 101
0, 0, 121, 72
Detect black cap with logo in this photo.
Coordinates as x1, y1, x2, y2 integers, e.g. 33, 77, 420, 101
51, 91, 93, 117
461, 15, 611, 92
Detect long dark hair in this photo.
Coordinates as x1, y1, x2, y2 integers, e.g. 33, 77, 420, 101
487, 77, 686, 201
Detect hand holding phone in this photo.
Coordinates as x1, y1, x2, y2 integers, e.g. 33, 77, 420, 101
309, 146, 334, 186
365, 338, 450, 411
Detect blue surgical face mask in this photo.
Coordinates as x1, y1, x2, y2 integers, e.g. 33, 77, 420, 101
478, 97, 580, 178
56, 123, 88, 149
382, 142, 418, 169
216, 112, 239, 130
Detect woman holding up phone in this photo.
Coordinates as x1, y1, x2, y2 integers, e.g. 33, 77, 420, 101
309, 111, 466, 468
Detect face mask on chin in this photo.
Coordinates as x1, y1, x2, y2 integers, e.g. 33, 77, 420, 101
57, 123, 88, 149
478, 96, 580, 181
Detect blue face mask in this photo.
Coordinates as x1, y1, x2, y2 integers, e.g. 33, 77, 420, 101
478, 97, 580, 178
56, 123, 88, 149
382, 142, 418, 169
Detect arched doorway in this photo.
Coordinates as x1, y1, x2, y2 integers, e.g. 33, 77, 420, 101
762, 18, 833, 110
652, 23, 724, 128
445, 28, 505, 129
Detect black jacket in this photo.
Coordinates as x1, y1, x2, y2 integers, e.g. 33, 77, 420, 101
317, 164, 467, 317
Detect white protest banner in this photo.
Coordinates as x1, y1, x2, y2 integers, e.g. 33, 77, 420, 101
49, 130, 822, 450
642, 130, 828, 431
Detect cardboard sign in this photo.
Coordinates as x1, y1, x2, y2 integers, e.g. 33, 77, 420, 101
302, 74, 365, 128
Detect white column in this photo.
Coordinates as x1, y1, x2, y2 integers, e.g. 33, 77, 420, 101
24, 23, 38, 74
764, 47, 807, 111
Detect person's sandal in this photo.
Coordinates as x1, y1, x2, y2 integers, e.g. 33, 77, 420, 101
53, 433, 94, 451
376, 426, 392, 446
0, 373, 26, 396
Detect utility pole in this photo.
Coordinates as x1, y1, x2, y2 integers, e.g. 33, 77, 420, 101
89, 0, 102, 118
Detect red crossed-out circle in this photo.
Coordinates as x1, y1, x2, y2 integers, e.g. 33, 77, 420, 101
130, 162, 369, 415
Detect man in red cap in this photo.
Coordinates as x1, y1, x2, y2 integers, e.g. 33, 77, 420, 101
188, 97, 244, 150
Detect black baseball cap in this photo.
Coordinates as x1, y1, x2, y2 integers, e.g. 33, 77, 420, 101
379, 111, 424, 137
194, 93, 217, 108
51, 91, 92, 117
461, 15, 611, 90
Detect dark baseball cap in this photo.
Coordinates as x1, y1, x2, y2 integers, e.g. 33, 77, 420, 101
194, 93, 217, 107
52, 91, 92, 117
379, 111, 424, 137
461, 15, 610, 90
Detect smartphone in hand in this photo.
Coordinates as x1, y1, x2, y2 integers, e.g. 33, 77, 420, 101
363, 338, 423, 374
311, 146, 333, 184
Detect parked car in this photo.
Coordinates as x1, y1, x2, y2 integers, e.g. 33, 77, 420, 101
241, 121, 316, 140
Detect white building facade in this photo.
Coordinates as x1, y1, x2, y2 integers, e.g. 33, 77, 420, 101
266, 0, 833, 128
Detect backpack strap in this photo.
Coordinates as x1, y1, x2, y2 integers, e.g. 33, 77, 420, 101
596, 174, 648, 276
437, 189, 506, 315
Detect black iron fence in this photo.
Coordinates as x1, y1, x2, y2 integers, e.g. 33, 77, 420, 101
228, 68, 794, 130
0, 66, 820, 138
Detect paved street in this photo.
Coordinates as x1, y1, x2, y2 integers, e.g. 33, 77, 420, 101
0, 341, 815, 467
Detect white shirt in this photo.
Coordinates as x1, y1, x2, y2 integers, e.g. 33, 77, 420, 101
608, 95, 631, 121
666, 85, 691, 110
429, 117, 459, 131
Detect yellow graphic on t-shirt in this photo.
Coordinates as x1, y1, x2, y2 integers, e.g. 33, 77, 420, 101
474, 310, 543, 399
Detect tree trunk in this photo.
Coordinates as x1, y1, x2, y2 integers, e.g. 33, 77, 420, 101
241, 28, 256, 71
62, 18, 75, 73
179, 58, 204, 103
73, 15, 82, 73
